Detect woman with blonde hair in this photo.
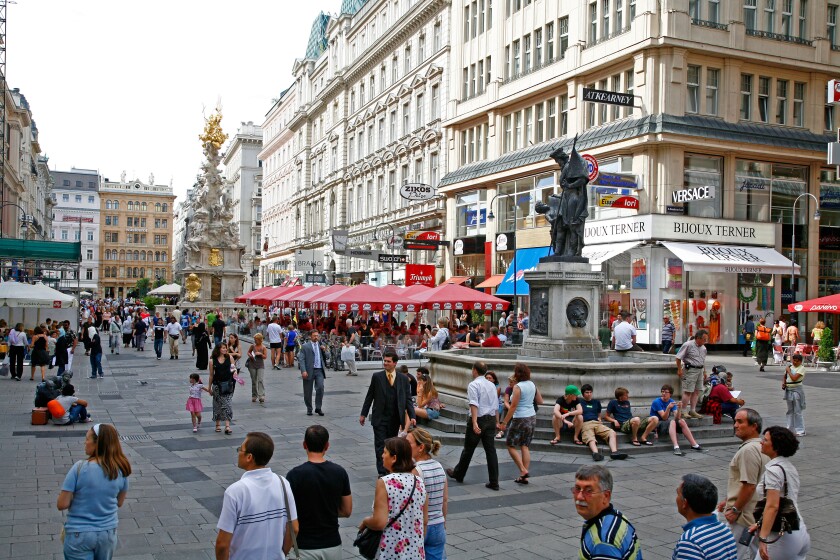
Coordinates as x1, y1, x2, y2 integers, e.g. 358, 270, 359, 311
408, 427, 448, 560
414, 369, 442, 420
57, 423, 132, 559
811, 321, 825, 345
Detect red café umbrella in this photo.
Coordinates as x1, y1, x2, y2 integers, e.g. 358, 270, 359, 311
275, 285, 323, 307
788, 293, 840, 314
309, 284, 353, 311
234, 286, 273, 303
412, 282, 510, 313
285, 285, 333, 310
251, 285, 304, 307
320, 283, 422, 313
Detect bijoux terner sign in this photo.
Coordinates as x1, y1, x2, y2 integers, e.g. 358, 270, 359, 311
583, 215, 776, 246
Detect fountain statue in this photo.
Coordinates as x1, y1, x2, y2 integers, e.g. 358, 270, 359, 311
179, 107, 245, 305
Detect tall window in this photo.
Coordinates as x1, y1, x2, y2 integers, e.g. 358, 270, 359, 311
505, 45, 511, 78
602, 0, 610, 37
744, 0, 757, 30
418, 34, 425, 62
431, 84, 439, 119
404, 46, 411, 73
524, 107, 533, 144
560, 17, 569, 58
534, 29, 542, 67
687, 65, 700, 113
758, 77, 771, 122
709, 0, 720, 22
514, 111, 522, 150
705, 68, 719, 116
477, 59, 485, 92
630, 0, 636, 18
416, 93, 424, 128
536, 102, 545, 143
548, 99, 557, 139
589, 2, 598, 40
776, 79, 788, 124
616, 0, 623, 30
402, 102, 410, 134
546, 22, 555, 61
430, 153, 439, 186
523, 34, 531, 73
392, 56, 398, 82
764, 0, 775, 32
798, 0, 806, 38
611, 73, 622, 120
348, 188, 354, 222
504, 115, 513, 151
740, 74, 753, 120
434, 22, 441, 50
463, 67, 469, 98
512, 39, 520, 76
560, 95, 569, 135
781, 0, 791, 36
829, 5, 838, 47
793, 82, 805, 126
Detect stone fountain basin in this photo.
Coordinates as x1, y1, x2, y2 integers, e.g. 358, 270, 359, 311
427, 348, 679, 404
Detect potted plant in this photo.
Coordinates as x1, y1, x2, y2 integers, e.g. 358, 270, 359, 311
816, 327, 835, 370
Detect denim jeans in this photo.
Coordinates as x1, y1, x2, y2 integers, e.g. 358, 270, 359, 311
425, 522, 447, 560
68, 404, 88, 423
63, 528, 117, 560
89, 353, 104, 377
153, 338, 164, 358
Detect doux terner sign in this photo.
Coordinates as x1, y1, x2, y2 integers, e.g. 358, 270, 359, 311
583, 215, 771, 246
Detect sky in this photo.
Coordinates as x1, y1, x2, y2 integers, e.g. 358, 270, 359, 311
9, 0, 343, 202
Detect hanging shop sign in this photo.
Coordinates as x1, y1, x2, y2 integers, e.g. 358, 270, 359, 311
582, 88, 635, 107
378, 254, 408, 264
405, 231, 447, 250
331, 229, 348, 252
596, 188, 639, 209
453, 235, 485, 256
399, 182, 436, 201
405, 264, 435, 287
294, 249, 324, 272
591, 172, 639, 190
671, 185, 716, 204
495, 232, 516, 252
582, 154, 599, 181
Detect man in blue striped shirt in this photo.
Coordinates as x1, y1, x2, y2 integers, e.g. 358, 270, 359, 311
576, 465, 642, 560
673, 474, 738, 560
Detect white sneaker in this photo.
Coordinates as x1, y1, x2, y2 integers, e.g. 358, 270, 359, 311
796, 431, 806, 437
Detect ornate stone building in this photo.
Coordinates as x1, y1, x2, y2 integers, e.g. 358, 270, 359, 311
260, 0, 450, 286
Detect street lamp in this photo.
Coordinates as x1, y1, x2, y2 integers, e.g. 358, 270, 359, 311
375, 222, 396, 285
0, 202, 31, 239
487, 192, 517, 329
790, 192, 820, 304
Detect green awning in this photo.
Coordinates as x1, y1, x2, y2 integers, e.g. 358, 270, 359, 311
0, 239, 81, 261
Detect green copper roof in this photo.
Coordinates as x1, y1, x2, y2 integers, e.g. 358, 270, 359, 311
305, 12, 330, 60
340, 0, 371, 15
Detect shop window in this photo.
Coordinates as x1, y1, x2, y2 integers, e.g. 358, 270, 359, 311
683, 154, 722, 218
734, 160, 772, 221
455, 190, 487, 238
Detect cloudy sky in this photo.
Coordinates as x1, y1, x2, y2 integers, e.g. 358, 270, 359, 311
10, 0, 342, 201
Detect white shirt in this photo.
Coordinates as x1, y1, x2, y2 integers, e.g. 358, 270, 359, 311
467, 376, 499, 417
266, 323, 283, 344
613, 321, 637, 350
217, 468, 297, 560
164, 322, 182, 337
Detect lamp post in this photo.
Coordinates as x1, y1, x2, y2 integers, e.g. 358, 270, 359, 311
375, 222, 396, 285
487, 192, 517, 329
790, 193, 820, 305
0, 202, 30, 239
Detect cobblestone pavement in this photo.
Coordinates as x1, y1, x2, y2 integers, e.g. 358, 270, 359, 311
1, 341, 837, 559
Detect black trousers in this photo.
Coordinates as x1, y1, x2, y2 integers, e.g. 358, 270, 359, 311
9, 346, 24, 379
302, 368, 325, 412
451, 415, 499, 484
372, 419, 400, 476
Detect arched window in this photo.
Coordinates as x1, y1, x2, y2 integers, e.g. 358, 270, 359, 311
140, 251, 146, 261
119, 250, 125, 261
104, 268, 109, 278
114, 200, 119, 210
111, 267, 117, 277
105, 200, 112, 210
104, 250, 110, 260
162, 203, 168, 212
133, 267, 139, 278
147, 251, 153, 261
139, 267, 145, 278
154, 251, 160, 262
133, 250, 140, 261
161, 251, 167, 261
135, 201, 141, 210
127, 201, 134, 211
141, 202, 147, 211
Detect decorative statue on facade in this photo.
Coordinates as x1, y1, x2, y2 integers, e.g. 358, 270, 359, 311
535, 137, 590, 259
185, 107, 240, 255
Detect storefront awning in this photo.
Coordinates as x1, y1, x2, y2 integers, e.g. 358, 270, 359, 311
661, 241, 800, 275
475, 274, 506, 289
582, 241, 643, 265
444, 276, 470, 285
496, 247, 551, 296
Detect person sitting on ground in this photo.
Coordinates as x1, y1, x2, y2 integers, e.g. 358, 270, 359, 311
651, 384, 702, 456
51, 384, 91, 425
604, 387, 659, 446
705, 378, 745, 424
579, 384, 627, 461
551, 385, 584, 445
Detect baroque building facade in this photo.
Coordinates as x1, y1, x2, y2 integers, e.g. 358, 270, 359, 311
260, 0, 450, 287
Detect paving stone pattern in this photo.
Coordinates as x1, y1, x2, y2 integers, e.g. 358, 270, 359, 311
1, 341, 837, 559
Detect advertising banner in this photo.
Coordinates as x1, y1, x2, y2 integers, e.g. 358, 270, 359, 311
405, 264, 435, 287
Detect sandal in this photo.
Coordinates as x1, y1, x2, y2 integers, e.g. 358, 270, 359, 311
631, 440, 641, 447
215, 427, 222, 433
550, 438, 561, 445
495, 431, 505, 439
224, 427, 232, 435
641, 439, 654, 446
574, 439, 585, 446
514, 476, 529, 485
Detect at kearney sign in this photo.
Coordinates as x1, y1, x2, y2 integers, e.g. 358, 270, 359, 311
582, 88, 635, 107
583, 214, 777, 246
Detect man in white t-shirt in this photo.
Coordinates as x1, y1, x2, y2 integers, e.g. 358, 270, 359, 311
216, 432, 298, 560
164, 317, 182, 360
266, 317, 284, 370
614, 312, 642, 352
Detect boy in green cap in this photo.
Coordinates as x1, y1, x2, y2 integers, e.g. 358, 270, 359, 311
551, 385, 583, 445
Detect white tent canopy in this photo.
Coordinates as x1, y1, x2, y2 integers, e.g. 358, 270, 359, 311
148, 283, 182, 296
0, 281, 77, 308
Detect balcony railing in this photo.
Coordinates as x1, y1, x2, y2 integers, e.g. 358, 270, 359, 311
583, 25, 631, 50
745, 29, 813, 46
832, 44, 840, 52
691, 18, 728, 31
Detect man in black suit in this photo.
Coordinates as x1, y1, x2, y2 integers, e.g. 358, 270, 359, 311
359, 349, 416, 476
299, 330, 328, 416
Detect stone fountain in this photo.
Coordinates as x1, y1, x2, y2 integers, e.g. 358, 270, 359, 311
429, 140, 677, 403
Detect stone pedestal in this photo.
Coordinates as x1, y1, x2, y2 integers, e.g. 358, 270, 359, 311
520, 261, 607, 360
181, 243, 246, 305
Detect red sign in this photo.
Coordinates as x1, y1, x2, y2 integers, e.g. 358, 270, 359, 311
405, 231, 441, 250
582, 154, 599, 181
53, 301, 62, 309
405, 264, 436, 287
829, 79, 840, 103
610, 196, 640, 209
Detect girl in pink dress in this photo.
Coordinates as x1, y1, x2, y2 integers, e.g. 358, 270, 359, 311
186, 373, 210, 432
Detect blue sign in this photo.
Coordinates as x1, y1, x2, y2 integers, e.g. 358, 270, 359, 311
595, 187, 635, 196
496, 247, 551, 296
463, 208, 487, 226
592, 172, 639, 189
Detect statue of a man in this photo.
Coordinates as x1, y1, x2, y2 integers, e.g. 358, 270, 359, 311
535, 141, 590, 258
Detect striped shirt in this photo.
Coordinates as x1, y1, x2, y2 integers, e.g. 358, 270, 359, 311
415, 458, 446, 526
672, 515, 737, 560
662, 322, 676, 342
580, 504, 642, 560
